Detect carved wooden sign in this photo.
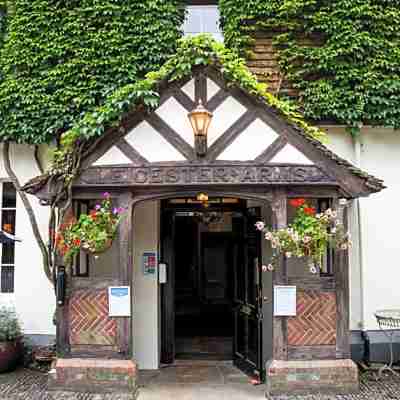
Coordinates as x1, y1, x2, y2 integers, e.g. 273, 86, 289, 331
76, 164, 335, 186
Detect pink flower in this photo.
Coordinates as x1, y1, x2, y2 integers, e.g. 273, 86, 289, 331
103, 192, 110, 198
267, 264, 274, 271
255, 221, 265, 231
95, 204, 101, 210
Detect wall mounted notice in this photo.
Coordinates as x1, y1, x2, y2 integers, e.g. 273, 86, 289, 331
274, 286, 297, 316
143, 252, 157, 275
108, 286, 131, 317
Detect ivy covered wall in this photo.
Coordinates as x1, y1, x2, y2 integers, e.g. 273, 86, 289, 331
0, 0, 399, 145
0, 0, 185, 144
219, 0, 400, 133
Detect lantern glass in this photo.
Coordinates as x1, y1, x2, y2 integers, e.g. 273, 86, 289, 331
188, 100, 213, 137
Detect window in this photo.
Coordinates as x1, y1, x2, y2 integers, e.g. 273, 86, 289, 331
0, 182, 16, 293
183, 4, 223, 42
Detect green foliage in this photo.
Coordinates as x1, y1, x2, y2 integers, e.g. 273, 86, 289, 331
0, 1, 9, 49
220, 0, 400, 131
0, 0, 185, 144
52, 35, 325, 185
0, 307, 22, 342
55, 35, 324, 164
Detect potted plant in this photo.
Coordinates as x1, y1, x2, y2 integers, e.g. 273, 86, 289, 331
0, 307, 23, 373
56, 192, 125, 264
256, 198, 352, 273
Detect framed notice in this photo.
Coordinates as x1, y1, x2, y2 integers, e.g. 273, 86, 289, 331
108, 286, 131, 317
143, 251, 157, 275
274, 285, 297, 316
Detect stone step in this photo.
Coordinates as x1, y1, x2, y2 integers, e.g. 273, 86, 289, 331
48, 357, 137, 397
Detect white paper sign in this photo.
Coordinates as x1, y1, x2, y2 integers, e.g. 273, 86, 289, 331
108, 286, 131, 317
274, 285, 297, 316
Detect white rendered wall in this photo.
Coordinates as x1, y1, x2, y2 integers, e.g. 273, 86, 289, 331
325, 127, 400, 331
0, 144, 55, 336
132, 201, 160, 369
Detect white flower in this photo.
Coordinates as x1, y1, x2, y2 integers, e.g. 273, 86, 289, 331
309, 265, 318, 274
271, 240, 278, 249
287, 228, 294, 234
332, 211, 337, 218
325, 208, 333, 217
285, 252, 292, 258
255, 221, 265, 231
265, 232, 273, 240
316, 213, 322, 219
331, 227, 337, 234
340, 243, 348, 250
267, 264, 274, 271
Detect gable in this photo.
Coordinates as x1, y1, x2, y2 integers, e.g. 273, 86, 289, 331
90, 73, 316, 168
78, 67, 383, 197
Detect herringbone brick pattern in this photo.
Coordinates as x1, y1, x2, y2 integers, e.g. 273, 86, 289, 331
288, 290, 336, 346
69, 289, 117, 346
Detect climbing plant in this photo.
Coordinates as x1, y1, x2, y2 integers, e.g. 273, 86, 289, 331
53, 34, 326, 184
0, 0, 185, 144
219, 0, 400, 133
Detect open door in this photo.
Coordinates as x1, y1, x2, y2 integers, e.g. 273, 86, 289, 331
233, 207, 265, 380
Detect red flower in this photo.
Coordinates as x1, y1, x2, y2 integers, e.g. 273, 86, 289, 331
290, 198, 306, 208
90, 210, 97, 220
73, 238, 81, 247
304, 207, 316, 215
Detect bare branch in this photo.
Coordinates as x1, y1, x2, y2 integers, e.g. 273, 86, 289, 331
3, 142, 52, 283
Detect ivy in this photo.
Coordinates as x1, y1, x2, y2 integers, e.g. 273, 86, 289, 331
0, 0, 185, 144
53, 35, 325, 182
219, 0, 400, 132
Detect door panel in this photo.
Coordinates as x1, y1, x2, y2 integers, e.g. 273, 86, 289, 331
233, 207, 265, 380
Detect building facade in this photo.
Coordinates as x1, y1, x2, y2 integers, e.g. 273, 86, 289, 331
0, 3, 397, 397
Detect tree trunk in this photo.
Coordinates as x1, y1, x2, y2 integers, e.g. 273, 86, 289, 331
2, 142, 52, 283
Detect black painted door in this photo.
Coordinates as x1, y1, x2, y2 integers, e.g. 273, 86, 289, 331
233, 207, 265, 380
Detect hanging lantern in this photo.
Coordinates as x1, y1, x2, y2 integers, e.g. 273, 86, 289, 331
188, 99, 213, 157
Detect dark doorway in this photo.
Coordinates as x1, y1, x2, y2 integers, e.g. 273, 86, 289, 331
160, 197, 268, 379
164, 198, 245, 360
174, 215, 236, 360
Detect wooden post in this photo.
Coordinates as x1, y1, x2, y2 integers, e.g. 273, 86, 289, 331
271, 191, 288, 360
334, 198, 351, 358
118, 192, 134, 357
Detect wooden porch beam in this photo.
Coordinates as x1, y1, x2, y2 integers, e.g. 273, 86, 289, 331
271, 191, 288, 360
117, 192, 134, 357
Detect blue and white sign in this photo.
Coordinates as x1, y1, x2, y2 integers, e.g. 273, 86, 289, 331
108, 286, 131, 317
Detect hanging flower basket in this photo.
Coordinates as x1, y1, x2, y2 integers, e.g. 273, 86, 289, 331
81, 237, 113, 256
56, 192, 125, 264
256, 198, 352, 274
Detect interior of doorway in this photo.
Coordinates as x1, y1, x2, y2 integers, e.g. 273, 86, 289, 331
163, 196, 248, 361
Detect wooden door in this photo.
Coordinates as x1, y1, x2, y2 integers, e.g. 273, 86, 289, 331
233, 207, 265, 380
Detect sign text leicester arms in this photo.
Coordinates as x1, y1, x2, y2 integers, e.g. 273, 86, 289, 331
77, 164, 334, 186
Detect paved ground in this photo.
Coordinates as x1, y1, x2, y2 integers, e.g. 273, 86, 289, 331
0, 362, 400, 399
